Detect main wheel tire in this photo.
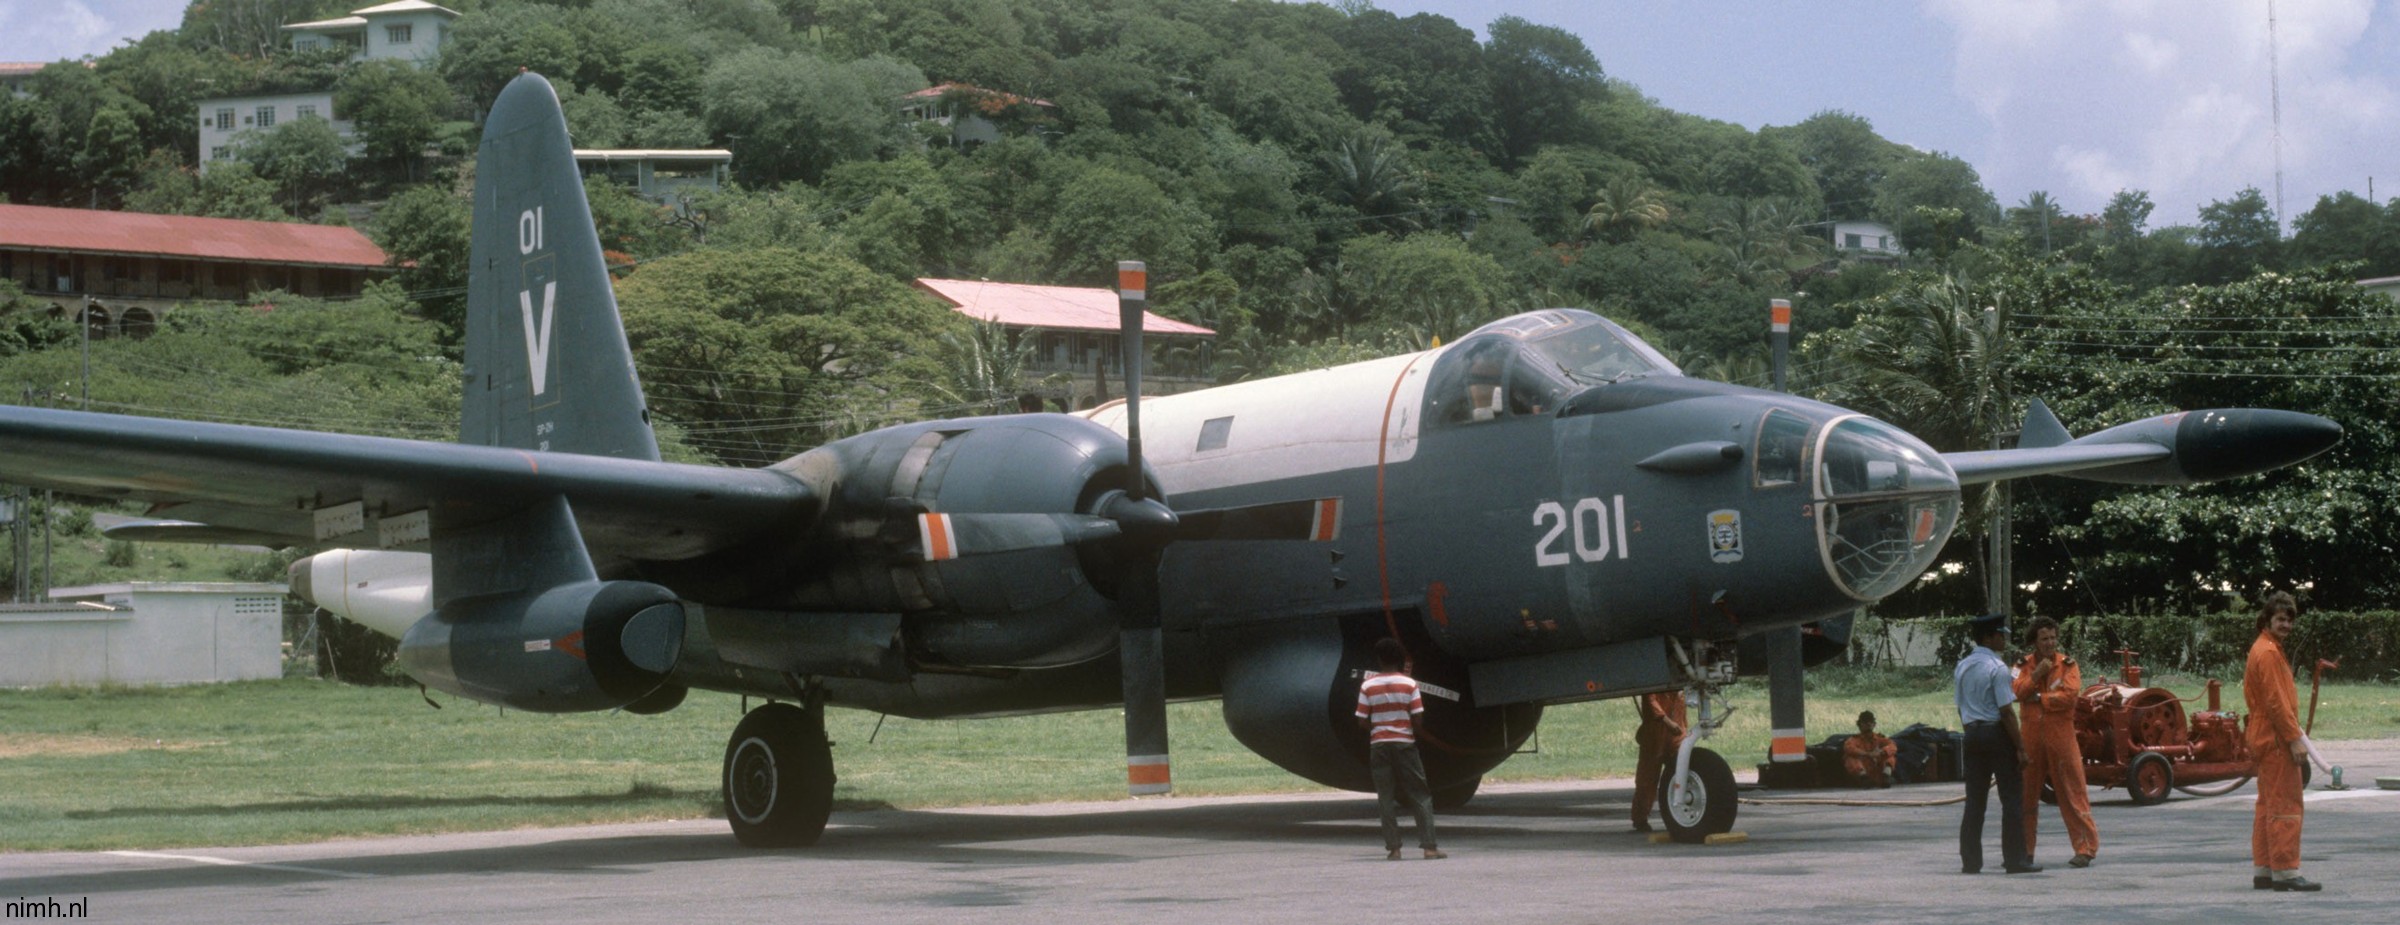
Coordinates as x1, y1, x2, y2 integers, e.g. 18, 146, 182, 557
1431, 776, 1481, 810
723, 702, 836, 847
2127, 751, 2174, 806
2176, 775, 2252, 797
1657, 747, 1739, 844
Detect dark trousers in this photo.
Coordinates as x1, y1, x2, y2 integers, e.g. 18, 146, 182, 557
1369, 742, 1437, 851
1959, 722, 2029, 871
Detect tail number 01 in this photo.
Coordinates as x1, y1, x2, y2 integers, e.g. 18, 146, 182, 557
1533, 496, 1629, 567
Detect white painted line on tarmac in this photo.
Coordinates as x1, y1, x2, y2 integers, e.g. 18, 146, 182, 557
2305, 788, 2399, 803
106, 850, 378, 879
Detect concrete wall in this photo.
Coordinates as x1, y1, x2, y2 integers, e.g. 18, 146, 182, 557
1, 583, 287, 687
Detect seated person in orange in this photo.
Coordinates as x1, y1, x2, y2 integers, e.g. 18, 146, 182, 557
1842, 710, 1898, 787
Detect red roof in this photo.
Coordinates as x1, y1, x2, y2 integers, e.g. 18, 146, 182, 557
916, 278, 1214, 337
0, 204, 390, 269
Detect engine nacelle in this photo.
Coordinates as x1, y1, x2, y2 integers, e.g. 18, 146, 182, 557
399, 580, 685, 713
1216, 622, 1539, 793
767, 414, 1140, 669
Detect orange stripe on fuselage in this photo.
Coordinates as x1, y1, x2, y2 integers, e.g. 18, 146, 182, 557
921, 513, 954, 560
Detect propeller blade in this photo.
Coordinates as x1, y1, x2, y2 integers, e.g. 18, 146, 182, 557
1120, 566, 1170, 796
1171, 497, 1344, 543
1118, 261, 1147, 501
910, 512, 1121, 562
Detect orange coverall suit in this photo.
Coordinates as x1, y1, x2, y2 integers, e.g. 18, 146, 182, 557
2245, 631, 2305, 873
2014, 652, 2097, 859
1843, 733, 1897, 786
1631, 691, 1687, 825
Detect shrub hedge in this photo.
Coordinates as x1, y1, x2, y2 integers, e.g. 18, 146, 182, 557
2052, 610, 2400, 681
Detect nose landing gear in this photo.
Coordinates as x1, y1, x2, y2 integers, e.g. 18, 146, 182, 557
1658, 641, 1741, 844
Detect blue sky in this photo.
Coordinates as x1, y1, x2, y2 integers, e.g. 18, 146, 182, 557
8, 1, 2397, 229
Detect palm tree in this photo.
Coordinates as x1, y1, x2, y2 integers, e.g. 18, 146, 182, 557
932, 317, 1039, 415
1323, 133, 1422, 234
1707, 198, 1825, 287
1583, 176, 1670, 242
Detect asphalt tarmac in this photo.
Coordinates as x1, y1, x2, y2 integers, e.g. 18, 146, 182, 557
5, 741, 2394, 925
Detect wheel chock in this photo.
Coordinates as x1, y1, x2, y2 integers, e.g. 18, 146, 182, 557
1648, 831, 1749, 845
2377, 776, 2399, 790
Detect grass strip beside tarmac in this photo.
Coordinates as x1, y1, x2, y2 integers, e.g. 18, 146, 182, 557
3, 671, 2395, 852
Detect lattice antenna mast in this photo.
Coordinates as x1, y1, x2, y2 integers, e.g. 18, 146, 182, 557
2269, 0, 2286, 236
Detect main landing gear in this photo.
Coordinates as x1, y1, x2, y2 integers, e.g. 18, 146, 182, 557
723, 689, 836, 847
1657, 641, 1740, 844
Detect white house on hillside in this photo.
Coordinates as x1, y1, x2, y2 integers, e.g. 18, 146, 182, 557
1832, 219, 1904, 257
198, 92, 357, 169
283, 1, 461, 66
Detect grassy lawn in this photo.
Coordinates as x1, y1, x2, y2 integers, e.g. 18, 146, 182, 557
4, 669, 2395, 852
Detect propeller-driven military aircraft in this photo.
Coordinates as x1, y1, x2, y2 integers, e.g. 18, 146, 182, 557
0, 74, 2341, 847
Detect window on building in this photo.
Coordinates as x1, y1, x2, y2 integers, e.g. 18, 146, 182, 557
210, 146, 229, 161
215, 107, 235, 130
255, 105, 275, 129
296, 104, 318, 121
1844, 233, 1863, 249
387, 23, 413, 44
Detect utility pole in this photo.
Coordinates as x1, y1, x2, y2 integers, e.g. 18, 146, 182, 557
81, 295, 93, 409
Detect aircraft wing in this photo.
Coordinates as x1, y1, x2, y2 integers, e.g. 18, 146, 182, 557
0, 405, 817, 563
1940, 399, 2340, 487
1942, 443, 2170, 485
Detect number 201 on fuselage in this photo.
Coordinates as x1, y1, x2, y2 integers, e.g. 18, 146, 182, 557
1532, 495, 1630, 567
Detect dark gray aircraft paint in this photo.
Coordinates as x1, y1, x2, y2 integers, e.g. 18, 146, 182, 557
0, 74, 2342, 848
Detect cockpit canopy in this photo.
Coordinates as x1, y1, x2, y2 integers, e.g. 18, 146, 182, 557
1426, 310, 1681, 426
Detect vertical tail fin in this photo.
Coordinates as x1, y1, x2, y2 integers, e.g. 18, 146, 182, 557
461, 72, 659, 461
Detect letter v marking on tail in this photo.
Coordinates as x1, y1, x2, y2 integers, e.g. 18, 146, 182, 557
519, 281, 557, 395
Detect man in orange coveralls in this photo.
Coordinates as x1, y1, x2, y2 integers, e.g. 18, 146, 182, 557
2247, 591, 2321, 892
2013, 616, 2097, 868
1842, 710, 1897, 787
1630, 690, 1686, 832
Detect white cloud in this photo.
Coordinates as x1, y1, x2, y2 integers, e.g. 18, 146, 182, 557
2121, 33, 2177, 74
1921, 0, 2395, 226
0, 0, 176, 63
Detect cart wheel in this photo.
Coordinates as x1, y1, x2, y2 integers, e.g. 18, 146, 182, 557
2128, 751, 2174, 806
2175, 775, 2251, 797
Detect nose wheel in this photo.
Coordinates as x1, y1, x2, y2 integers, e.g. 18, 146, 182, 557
1658, 640, 1741, 843
723, 698, 836, 847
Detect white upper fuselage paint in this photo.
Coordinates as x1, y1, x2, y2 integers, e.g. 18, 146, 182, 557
1080, 346, 1445, 496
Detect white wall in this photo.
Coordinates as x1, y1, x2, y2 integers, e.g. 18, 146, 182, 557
1, 583, 286, 687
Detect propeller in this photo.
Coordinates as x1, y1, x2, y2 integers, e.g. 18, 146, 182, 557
1113, 261, 1174, 796
893, 262, 1343, 797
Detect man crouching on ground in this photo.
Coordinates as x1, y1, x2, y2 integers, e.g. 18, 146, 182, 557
1357, 637, 1445, 860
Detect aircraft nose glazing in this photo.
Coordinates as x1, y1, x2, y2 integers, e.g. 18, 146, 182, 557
1813, 416, 1961, 602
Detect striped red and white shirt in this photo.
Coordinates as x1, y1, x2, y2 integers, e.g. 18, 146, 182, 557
1356, 671, 1424, 745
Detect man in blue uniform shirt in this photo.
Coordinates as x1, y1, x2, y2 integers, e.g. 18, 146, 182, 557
1956, 613, 2040, 874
